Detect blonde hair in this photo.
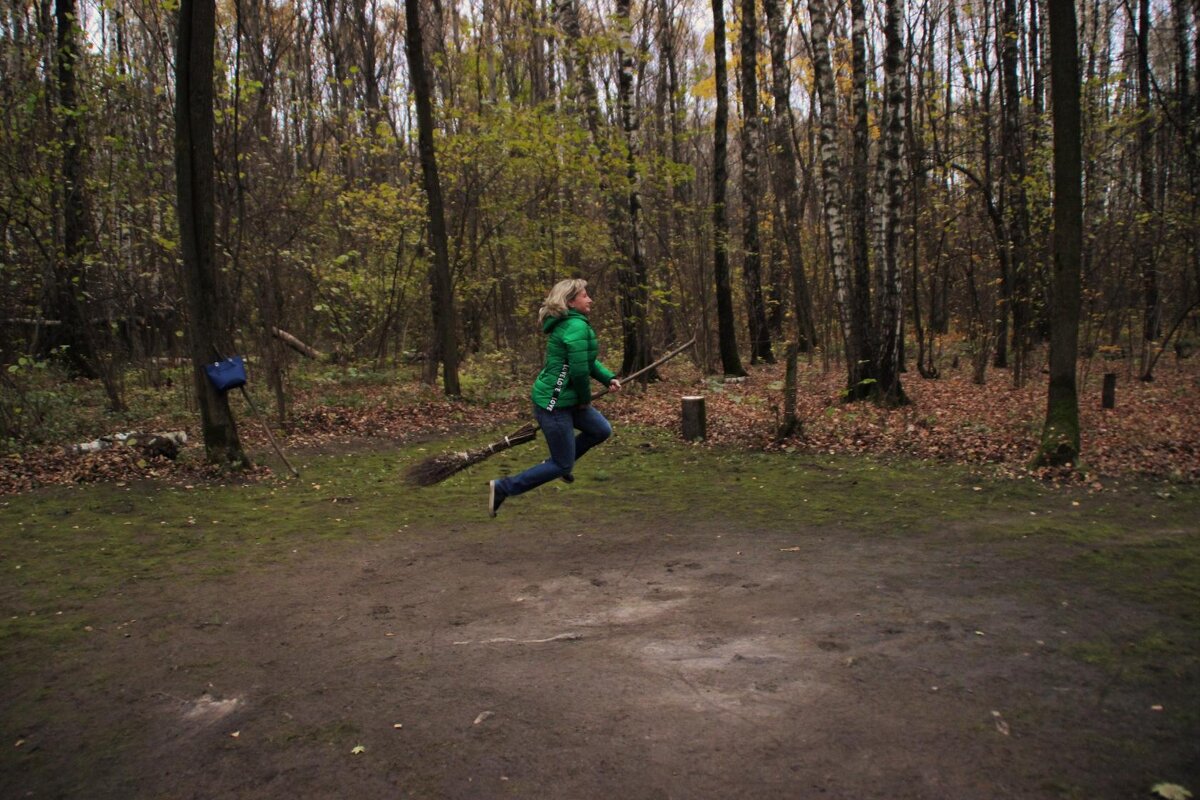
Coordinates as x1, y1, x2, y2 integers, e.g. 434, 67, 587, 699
538, 278, 588, 324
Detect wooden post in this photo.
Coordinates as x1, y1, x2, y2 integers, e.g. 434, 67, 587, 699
1102, 372, 1116, 409
682, 396, 707, 441
776, 342, 800, 440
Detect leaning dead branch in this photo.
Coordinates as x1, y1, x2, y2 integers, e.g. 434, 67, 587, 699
270, 327, 327, 361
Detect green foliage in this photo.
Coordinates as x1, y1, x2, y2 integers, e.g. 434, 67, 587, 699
286, 361, 407, 394
456, 350, 526, 403
1, 0, 1196, 434
1, 355, 199, 448
1, 353, 80, 446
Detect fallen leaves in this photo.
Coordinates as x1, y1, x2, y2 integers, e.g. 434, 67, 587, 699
1152, 783, 1193, 800
2, 357, 1197, 495
614, 358, 1200, 486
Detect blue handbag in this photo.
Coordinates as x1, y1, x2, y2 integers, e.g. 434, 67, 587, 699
204, 356, 247, 392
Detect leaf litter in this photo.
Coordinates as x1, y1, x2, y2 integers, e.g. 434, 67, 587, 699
2, 357, 1197, 494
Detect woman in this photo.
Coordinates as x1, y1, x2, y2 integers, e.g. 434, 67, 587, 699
489, 279, 620, 516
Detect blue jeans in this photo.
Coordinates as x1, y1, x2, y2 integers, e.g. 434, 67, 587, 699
494, 404, 612, 498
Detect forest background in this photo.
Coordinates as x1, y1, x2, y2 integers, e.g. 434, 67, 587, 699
1, 0, 1198, 487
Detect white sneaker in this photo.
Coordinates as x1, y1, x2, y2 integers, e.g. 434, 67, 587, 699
488, 480, 502, 517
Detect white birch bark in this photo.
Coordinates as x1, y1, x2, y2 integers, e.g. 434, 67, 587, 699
807, 0, 856, 366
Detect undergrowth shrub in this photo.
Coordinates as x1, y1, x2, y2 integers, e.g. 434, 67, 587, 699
458, 350, 524, 403
2, 355, 92, 446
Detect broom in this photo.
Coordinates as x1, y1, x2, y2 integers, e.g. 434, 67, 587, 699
405, 337, 696, 487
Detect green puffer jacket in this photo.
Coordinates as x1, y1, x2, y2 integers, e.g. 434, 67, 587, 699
531, 310, 616, 410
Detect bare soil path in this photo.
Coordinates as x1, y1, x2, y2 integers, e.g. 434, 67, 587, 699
4, 492, 1197, 799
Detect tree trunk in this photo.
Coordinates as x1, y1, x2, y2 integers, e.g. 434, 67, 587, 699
763, 0, 816, 353
39, 0, 102, 383
555, 0, 602, 141
1036, 0, 1082, 466
710, 0, 739, 376
615, 0, 654, 376
875, 0, 907, 404
351, 0, 386, 182
659, 0, 685, 346
738, 0, 773, 364
712, 0, 746, 376
775, 342, 800, 440
846, 0, 875, 396
405, 0, 460, 396
909, 12, 939, 379
317, 0, 357, 181
1137, 0, 1161, 378
808, 0, 856, 380
175, 0, 248, 467
555, 0, 650, 374
1001, 0, 1033, 387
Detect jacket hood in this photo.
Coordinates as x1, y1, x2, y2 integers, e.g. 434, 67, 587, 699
542, 309, 585, 334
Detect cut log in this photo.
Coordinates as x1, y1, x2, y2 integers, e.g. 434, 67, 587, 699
682, 396, 707, 441
1102, 373, 1116, 409
67, 431, 187, 459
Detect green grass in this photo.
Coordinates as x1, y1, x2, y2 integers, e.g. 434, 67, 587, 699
1067, 630, 1199, 687
3, 426, 1199, 666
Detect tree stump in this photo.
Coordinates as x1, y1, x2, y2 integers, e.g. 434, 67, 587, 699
682, 396, 707, 441
1102, 372, 1116, 409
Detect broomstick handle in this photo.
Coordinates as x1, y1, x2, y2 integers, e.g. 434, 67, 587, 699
491, 337, 694, 444
407, 337, 696, 486
589, 336, 696, 403
487, 337, 694, 442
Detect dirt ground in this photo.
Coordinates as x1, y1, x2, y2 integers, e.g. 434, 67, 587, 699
4, 502, 1197, 800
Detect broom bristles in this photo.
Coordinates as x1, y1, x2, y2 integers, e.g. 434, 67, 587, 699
405, 423, 538, 486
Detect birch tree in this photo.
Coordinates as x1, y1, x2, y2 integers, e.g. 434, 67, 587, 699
808, 0, 856, 375
846, 0, 875, 395
874, 0, 907, 403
